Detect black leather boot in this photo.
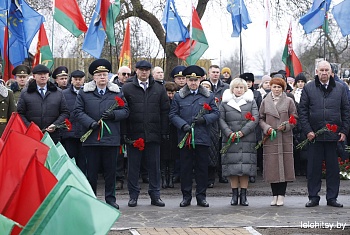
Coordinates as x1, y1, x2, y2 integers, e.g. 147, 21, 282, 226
240, 188, 249, 206
231, 188, 238, 206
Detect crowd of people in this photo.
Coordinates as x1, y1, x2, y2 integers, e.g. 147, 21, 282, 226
1, 59, 349, 209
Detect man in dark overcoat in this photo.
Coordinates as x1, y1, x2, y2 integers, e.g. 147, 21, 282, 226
74, 59, 129, 209
299, 60, 350, 208
169, 65, 220, 207
122, 60, 170, 207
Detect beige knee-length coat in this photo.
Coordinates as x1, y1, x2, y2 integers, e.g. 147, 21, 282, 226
259, 92, 297, 183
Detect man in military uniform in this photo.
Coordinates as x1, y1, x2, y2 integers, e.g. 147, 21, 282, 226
52, 66, 69, 90
11, 65, 31, 103
171, 65, 187, 88
169, 65, 220, 207
74, 59, 129, 209
0, 79, 16, 135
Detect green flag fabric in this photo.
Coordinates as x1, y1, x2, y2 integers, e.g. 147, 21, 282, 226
0, 214, 21, 235
41, 133, 61, 170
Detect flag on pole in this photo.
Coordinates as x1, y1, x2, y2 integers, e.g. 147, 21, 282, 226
82, 0, 106, 58
119, 20, 131, 68
227, 0, 252, 37
174, 7, 208, 65
332, 0, 350, 37
0, 26, 14, 81
264, 0, 271, 74
100, 0, 120, 46
33, 24, 54, 69
282, 23, 302, 77
162, 0, 189, 43
54, 0, 88, 37
299, 0, 331, 34
1, 112, 27, 141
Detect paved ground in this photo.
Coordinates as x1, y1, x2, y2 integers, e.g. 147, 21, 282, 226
96, 175, 350, 234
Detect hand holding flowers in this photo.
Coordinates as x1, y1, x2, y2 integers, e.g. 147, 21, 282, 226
296, 124, 338, 150
43, 118, 72, 133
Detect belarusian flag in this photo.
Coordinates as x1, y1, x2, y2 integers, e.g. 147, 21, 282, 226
100, 0, 121, 46
54, 0, 88, 37
119, 20, 131, 68
33, 24, 54, 70
282, 22, 302, 77
174, 7, 208, 65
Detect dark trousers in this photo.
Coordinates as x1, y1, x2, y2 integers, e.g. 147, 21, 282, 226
307, 141, 340, 201
127, 142, 161, 199
84, 146, 118, 203
62, 137, 86, 175
271, 182, 287, 196
116, 147, 126, 182
180, 145, 209, 201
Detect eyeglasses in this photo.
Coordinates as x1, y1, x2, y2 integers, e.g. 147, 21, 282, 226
122, 72, 131, 76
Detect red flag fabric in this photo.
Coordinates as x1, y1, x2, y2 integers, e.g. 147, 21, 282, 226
2, 26, 14, 82
1, 112, 27, 141
119, 20, 131, 68
25, 122, 44, 141
2, 154, 57, 235
282, 22, 302, 77
33, 24, 54, 70
0, 131, 50, 212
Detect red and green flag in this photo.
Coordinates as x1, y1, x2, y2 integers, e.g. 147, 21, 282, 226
282, 22, 302, 77
174, 7, 208, 65
100, 0, 121, 46
33, 24, 54, 70
54, 0, 88, 37
119, 20, 131, 68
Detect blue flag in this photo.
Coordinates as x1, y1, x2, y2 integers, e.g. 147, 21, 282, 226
162, 0, 189, 43
227, 0, 252, 37
82, 0, 106, 58
0, 0, 44, 66
332, 0, 350, 37
299, 0, 331, 34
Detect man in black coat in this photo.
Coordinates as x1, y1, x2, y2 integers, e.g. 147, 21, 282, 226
122, 60, 170, 207
74, 59, 129, 209
299, 60, 350, 208
17, 64, 69, 143
62, 70, 86, 174
169, 65, 220, 207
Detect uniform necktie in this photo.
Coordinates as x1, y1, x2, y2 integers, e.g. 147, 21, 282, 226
213, 84, 217, 92
323, 84, 327, 89
99, 90, 104, 96
39, 88, 45, 98
141, 82, 148, 91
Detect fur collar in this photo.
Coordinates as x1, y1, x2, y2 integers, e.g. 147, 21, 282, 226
10, 82, 21, 93
83, 81, 120, 93
0, 84, 8, 97
27, 80, 57, 93
314, 75, 336, 92
178, 85, 211, 98
222, 89, 254, 112
263, 92, 289, 118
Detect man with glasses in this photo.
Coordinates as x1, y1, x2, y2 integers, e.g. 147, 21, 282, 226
74, 59, 129, 209
122, 60, 170, 207
114, 66, 131, 88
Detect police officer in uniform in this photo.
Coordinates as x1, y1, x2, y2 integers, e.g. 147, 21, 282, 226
74, 59, 129, 209
0, 79, 16, 135
11, 65, 31, 103
52, 66, 69, 90
169, 65, 220, 207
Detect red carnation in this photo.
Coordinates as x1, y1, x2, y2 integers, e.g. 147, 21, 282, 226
115, 96, 125, 107
203, 103, 212, 111
133, 138, 145, 151
289, 115, 297, 125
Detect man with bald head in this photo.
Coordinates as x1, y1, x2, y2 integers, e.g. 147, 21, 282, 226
299, 60, 350, 208
152, 66, 164, 83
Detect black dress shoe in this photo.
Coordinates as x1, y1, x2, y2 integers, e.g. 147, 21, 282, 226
219, 177, 228, 183
305, 200, 319, 207
327, 200, 343, 207
180, 198, 191, 207
128, 198, 138, 207
197, 199, 209, 207
107, 201, 119, 209
151, 198, 165, 207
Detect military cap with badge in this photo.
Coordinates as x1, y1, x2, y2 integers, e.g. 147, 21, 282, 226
89, 59, 112, 75
12, 65, 31, 76
170, 65, 186, 79
52, 66, 69, 79
182, 65, 205, 80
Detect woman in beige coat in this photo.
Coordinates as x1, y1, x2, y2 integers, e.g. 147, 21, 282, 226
259, 77, 297, 206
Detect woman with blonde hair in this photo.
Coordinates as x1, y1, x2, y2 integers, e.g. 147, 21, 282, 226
219, 78, 259, 206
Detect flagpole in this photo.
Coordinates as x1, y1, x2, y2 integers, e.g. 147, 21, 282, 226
239, 0, 243, 74
6, 7, 10, 79
51, 0, 55, 65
